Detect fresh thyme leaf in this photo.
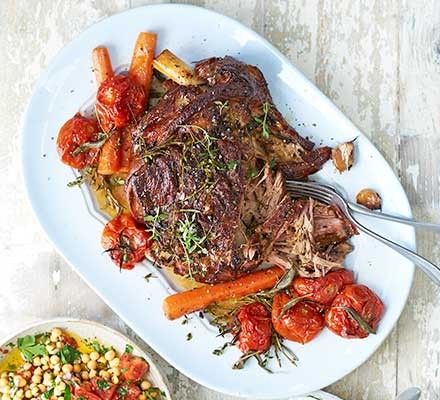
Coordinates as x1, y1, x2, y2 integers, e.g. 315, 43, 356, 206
186, 333, 193, 341
227, 160, 237, 170
182, 315, 192, 325
254, 102, 271, 138
232, 351, 258, 370
72, 132, 109, 156
67, 175, 84, 187
144, 273, 156, 282
336, 306, 377, 334
144, 207, 167, 241
109, 176, 125, 186
17, 335, 48, 362
125, 344, 134, 354
214, 100, 229, 114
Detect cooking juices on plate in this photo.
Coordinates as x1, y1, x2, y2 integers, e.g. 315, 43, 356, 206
56, 32, 385, 371
0, 328, 165, 400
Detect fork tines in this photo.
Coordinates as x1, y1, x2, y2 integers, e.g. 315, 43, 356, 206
285, 180, 333, 204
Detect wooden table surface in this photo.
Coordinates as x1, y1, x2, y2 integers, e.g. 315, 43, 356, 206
1, 1, 439, 399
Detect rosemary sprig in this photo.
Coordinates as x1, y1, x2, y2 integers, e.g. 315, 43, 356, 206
72, 132, 109, 156
334, 306, 377, 334
103, 229, 134, 271
254, 102, 271, 138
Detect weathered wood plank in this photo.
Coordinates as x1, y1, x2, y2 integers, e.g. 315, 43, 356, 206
397, 1, 440, 398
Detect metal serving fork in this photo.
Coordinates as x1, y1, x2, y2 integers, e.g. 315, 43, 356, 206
285, 180, 440, 285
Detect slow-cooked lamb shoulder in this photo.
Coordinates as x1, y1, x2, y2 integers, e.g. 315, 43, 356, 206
125, 56, 356, 283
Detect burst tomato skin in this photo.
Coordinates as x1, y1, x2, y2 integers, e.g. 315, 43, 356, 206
120, 353, 150, 382
325, 284, 385, 339
293, 269, 354, 306
272, 292, 324, 344
236, 302, 272, 353
96, 75, 146, 132
56, 113, 100, 169
101, 214, 151, 270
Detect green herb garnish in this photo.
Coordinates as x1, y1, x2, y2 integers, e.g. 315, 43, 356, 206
64, 385, 71, 400
145, 388, 166, 400
72, 132, 109, 156
117, 387, 128, 400
125, 344, 134, 354
44, 388, 54, 399
17, 335, 48, 362
58, 345, 80, 364
144, 207, 167, 242
336, 306, 377, 334
96, 380, 110, 391
254, 102, 271, 138
186, 333, 193, 341
67, 175, 84, 187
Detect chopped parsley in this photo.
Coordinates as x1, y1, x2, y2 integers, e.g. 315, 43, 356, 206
64, 385, 71, 400
58, 344, 80, 364
96, 380, 110, 391
67, 175, 84, 187
125, 344, 134, 354
17, 335, 48, 362
117, 386, 128, 400
44, 388, 54, 399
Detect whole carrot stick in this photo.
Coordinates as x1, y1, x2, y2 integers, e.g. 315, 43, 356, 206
129, 32, 157, 97
163, 267, 284, 320
92, 46, 114, 85
97, 132, 121, 175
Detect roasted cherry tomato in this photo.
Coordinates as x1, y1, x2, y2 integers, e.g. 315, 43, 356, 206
101, 214, 151, 270
236, 302, 272, 353
325, 284, 384, 339
74, 382, 101, 400
292, 269, 354, 306
96, 75, 146, 132
90, 378, 118, 400
116, 382, 141, 400
56, 113, 101, 169
272, 292, 324, 344
120, 352, 150, 382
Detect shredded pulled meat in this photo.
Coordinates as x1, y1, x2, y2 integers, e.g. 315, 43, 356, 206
125, 56, 356, 283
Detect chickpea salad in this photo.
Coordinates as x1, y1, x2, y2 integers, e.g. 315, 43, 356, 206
0, 328, 166, 400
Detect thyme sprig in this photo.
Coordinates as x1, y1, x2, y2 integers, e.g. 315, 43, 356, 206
103, 229, 134, 271
254, 102, 272, 139
144, 207, 167, 242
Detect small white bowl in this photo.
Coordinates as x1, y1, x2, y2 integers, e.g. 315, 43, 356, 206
0, 318, 171, 399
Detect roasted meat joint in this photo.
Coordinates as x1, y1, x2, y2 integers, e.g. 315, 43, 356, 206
125, 56, 354, 283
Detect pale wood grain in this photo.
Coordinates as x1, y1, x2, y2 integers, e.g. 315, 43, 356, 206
1, 1, 439, 399
396, 1, 440, 399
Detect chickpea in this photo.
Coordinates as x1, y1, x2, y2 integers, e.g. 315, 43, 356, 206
97, 356, 106, 364
29, 385, 36, 390
61, 365, 73, 374
37, 384, 46, 393
22, 364, 32, 372
58, 397, 64, 400
73, 365, 81, 374
104, 351, 115, 362
80, 354, 90, 364
88, 370, 96, 379
86, 361, 97, 371
55, 342, 63, 350
110, 367, 120, 377
57, 382, 66, 392
80, 371, 89, 381
50, 329, 62, 343
24, 391, 32, 399
32, 358, 41, 368
14, 376, 26, 388
50, 355, 60, 366
98, 371, 110, 380
41, 366, 49, 372
89, 352, 99, 362
41, 357, 49, 366
34, 368, 42, 377
15, 389, 24, 398
0, 379, 8, 388
138, 395, 146, 400
46, 345, 55, 354
140, 381, 151, 391
108, 358, 119, 368
2, 394, 11, 400
31, 376, 41, 385
53, 388, 62, 397
111, 376, 119, 385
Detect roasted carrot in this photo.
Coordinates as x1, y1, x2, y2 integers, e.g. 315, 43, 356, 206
119, 129, 133, 173
163, 267, 284, 320
97, 132, 121, 175
92, 46, 114, 85
129, 32, 157, 97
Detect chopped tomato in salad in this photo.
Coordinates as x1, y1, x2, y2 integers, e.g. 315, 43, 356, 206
101, 214, 151, 270
120, 352, 150, 381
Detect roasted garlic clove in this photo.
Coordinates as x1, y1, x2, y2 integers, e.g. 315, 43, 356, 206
356, 188, 382, 210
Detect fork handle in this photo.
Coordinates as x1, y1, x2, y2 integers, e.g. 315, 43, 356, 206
348, 202, 440, 232
352, 215, 440, 285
